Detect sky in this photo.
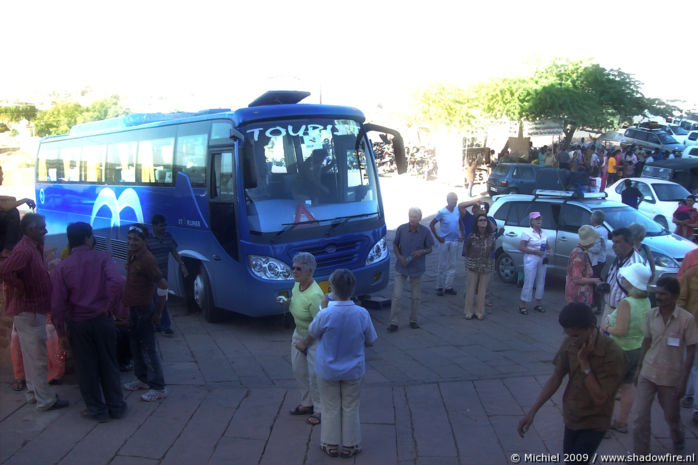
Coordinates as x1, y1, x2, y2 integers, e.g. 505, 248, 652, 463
4, 0, 698, 114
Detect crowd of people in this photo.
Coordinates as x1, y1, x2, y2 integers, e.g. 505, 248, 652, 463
3, 167, 698, 460
0, 202, 183, 420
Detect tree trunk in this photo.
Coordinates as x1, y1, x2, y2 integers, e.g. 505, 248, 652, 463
561, 121, 577, 149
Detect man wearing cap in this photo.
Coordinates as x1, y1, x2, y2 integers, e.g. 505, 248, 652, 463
122, 224, 170, 402
430, 192, 461, 297
603, 228, 645, 323
634, 277, 698, 454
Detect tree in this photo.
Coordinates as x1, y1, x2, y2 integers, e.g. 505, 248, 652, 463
409, 83, 475, 131
0, 104, 38, 123
34, 95, 130, 136
78, 95, 129, 123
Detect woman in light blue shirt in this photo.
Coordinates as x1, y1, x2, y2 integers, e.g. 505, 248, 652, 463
299, 269, 377, 458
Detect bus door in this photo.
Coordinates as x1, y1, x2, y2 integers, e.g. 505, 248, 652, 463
209, 148, 239, 261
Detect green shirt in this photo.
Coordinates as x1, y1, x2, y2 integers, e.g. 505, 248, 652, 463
608, 296, 650, 351
289, 281, 324, 337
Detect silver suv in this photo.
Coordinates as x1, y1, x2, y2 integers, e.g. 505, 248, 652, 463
622, 127, 683, 152
489, 191, 697, 293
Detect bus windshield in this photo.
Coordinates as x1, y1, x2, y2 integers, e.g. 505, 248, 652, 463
241, 118, 380, 238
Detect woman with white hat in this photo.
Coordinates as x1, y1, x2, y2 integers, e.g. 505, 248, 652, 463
519, 211, 552, 315
600, 262, 652, 433
565, 225, 603, 304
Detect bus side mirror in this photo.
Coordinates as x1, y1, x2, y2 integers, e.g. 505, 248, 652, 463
364, 124, 407, 175
242, 141, 258, 188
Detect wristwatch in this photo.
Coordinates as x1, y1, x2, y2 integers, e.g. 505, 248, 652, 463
582, 367, 591, 377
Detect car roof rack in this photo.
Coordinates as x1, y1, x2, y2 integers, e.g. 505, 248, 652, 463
532, 189, 608, 200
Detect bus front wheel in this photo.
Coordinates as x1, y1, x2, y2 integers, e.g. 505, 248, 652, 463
194, 265, 226, 323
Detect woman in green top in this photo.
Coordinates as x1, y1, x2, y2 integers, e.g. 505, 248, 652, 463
600, 262, 651, 433
277, 252, 325, 425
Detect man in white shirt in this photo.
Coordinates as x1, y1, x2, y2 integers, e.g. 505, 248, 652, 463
429, 192, 461, 296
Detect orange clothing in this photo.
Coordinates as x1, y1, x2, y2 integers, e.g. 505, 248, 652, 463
678, 248, 698, 281
607, 157, 617, 174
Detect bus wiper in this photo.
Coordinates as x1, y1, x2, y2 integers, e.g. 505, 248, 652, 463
271, 218, 331, 243
326, 212, 379, 236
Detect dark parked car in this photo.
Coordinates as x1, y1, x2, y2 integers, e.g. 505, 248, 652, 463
642, 159, 698, 195
487, 163, 539, 195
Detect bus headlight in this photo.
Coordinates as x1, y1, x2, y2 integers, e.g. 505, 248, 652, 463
365, 236, 388, 265
653, 252, 679, 269
248, 255, 292, 280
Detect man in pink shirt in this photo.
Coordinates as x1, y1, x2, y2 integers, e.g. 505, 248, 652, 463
0, 213, 68, 411
52, 222, 127, 422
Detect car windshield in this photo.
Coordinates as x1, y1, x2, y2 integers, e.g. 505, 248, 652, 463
669, 125, 689, 135
599, 206, 668, 236
657, 133, 678, 144
240, 118, 380, 239
652, 183, 690, 201
493, 165, 509, 176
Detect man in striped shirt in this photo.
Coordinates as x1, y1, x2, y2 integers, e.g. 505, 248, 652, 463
603, 228, 645, 322
0, 213, 68, 411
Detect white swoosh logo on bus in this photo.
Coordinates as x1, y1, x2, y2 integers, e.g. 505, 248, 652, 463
90, 187, 144, 227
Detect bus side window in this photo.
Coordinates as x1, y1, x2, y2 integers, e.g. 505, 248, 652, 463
137, 127, 175, 185
176, 122, 210, 187
106, 136, 137, 184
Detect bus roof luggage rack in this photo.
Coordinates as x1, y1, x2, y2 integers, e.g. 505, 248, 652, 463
533, 189, 607, 200
69, 108, 231, 135
249, 90, 311, 107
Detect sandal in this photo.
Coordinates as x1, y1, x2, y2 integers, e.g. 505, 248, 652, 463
534, 305, 545, 313
289, 405, 313, 415
321, 444, 339, 457
306, 414, 321, 425
11, 379, 26, 391
341, 446, 361, 458
519, 306, 528, 315
610, 421, 628, 434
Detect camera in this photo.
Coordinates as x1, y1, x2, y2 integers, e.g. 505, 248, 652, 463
597, 282, 611, 294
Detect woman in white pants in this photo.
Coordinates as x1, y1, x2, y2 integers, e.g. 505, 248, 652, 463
297, 269, 377, 458
519, 211, 552, 315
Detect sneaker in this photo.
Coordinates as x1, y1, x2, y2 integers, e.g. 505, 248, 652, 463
47, 398, 69, 411
680, 396, 693, 408
387, 324, 398, 333
123, 380, 149, 391
444, 288, 457, 295
162, 329, 174, 337
436, 288, 444, 296
409, 322, 420, 329
141, 388, 168, 402
674, 439, 685, 453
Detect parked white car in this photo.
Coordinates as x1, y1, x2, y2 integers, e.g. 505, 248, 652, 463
682, 146, 698, 159
685, 130, 698, 146
605, 177, 690, 230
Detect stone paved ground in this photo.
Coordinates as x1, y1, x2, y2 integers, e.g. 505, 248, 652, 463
1, 177, 697, 464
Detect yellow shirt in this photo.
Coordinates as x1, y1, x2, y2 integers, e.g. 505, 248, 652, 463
607, 157, 617, 174
289, 281, 324, 337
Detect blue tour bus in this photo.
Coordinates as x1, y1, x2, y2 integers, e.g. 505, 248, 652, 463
35, 91, 406, 321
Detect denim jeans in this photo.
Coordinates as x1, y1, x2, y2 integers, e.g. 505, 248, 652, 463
129, 305, 165, 390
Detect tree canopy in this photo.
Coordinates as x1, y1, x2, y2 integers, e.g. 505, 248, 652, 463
0, 105, 38, 123
34, 95, 129, 137
412, 59, 677, 147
